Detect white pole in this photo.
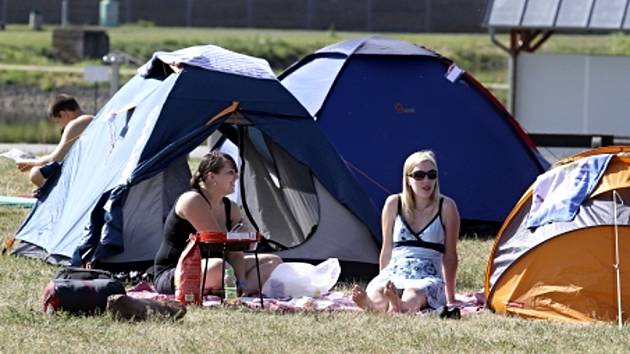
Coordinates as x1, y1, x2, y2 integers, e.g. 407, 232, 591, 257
110, 60, 120, 97
613, 190, 623, 329
102, 52, 123, 98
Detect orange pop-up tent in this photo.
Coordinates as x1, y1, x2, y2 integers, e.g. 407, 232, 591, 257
486, 146, 630, 324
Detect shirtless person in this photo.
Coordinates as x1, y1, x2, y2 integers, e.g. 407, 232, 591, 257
17, 94, 93, 189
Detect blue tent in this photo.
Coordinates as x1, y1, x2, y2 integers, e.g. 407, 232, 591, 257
14, 46, 380, 277
280, 37, 549, 224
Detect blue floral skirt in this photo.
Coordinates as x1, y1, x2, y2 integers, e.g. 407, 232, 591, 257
371, 254, 446, 309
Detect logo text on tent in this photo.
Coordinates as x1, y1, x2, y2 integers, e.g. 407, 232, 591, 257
394, 102, 415, 114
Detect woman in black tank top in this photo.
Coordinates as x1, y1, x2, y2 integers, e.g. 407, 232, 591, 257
153, 151, 282, 295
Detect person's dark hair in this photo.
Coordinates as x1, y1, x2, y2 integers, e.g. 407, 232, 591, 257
190, 151, 237, 190
47, 94, 81, 119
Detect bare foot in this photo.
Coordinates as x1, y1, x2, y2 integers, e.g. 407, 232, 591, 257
384, 281, 402, 313
29, 187, 41, 198
351, 285, 373, 310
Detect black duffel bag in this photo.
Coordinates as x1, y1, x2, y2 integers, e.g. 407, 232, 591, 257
54, 266, 113, 280
43, 269, 126, 315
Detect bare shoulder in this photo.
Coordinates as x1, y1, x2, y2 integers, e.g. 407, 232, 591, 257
440, 196, 460, 217
441, 196, 457, 209
65, 115, 94, 135
384, 194, 400, 208
382, 194, 400, 214
76, 114, 94, 123
175, 191, 205, 213
178, 191, 204, 205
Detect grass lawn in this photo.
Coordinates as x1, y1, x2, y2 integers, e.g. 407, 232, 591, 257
0, 24, 511, 83
0, 158, 629, 353
3, 25, 630, 143
3, 24, 630, 84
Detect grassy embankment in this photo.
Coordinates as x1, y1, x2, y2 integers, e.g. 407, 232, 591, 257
3, 25, 630, 143
1, 158, 629, 353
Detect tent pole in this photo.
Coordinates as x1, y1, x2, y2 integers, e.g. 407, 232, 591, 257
613, 190, 623, 329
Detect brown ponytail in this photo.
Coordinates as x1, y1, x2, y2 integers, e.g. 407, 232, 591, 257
190, 170, 204, 190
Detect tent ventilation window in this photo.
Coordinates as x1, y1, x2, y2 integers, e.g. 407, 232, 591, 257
107, 107, 136, 155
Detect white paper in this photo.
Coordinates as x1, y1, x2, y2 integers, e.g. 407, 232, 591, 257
0, 148, 36, 162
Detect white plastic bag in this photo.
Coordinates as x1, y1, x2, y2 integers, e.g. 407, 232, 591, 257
262, 258, 341, 298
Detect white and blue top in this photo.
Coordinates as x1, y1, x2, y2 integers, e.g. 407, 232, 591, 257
372, 196, 446, 309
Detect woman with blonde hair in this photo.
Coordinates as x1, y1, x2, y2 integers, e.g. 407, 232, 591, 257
352, 150, 460, 313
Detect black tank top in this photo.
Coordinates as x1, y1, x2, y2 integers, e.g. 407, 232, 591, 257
153, 193, 232, 276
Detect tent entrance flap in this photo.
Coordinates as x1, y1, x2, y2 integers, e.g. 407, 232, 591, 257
212, 122, 379, 273
240, 126, 319, 248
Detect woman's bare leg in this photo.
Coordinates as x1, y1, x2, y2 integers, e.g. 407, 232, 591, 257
400, 288, 427, 313
383, 281, 402, 313
352, 280, 389, 312
200, 258, 224, 294
241, 254, 282, 295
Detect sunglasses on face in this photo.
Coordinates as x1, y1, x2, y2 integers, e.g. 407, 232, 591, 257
408, 169, 438, 181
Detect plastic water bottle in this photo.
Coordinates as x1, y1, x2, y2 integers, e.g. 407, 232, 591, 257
224, 267, 238, 301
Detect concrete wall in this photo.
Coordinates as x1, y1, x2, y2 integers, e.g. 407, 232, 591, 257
2, 0, 489, 33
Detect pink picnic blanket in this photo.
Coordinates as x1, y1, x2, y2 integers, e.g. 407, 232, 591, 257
127, 282, 485, 315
